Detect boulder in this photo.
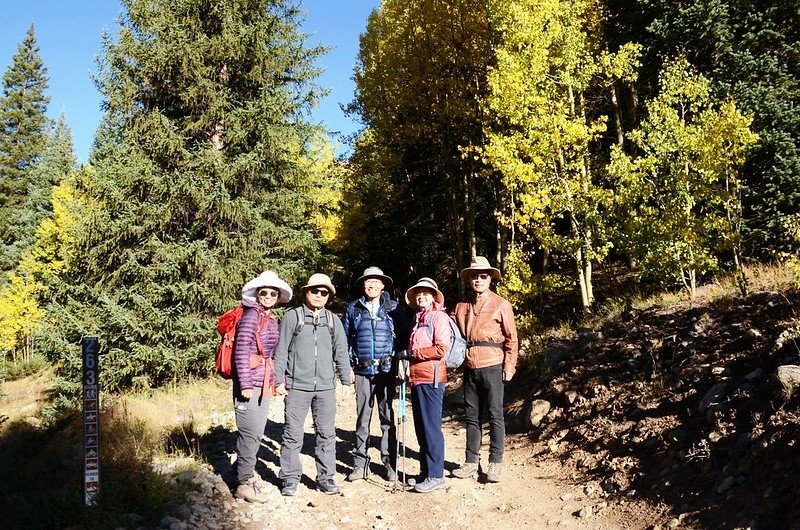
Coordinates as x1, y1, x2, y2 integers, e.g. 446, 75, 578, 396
527, 399, 552, 430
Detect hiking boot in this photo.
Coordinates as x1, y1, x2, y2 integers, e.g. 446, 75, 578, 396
346, 465, 366, 482
486, 462, 502, 483
317, 478, 340, 495
414, 477, 445, 493
281, 479, 298, 496
451, 461, 479, 479
235, 477, 269, 503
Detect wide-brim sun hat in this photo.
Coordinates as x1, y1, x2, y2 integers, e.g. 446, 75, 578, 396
356, 266, 393, 288
301, 272, 336, 296
460, 255, 501, 281
405, 277, 444, 308
241, 270, 293, 304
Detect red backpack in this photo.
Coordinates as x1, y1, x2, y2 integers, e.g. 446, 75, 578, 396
215, 306, 263, 379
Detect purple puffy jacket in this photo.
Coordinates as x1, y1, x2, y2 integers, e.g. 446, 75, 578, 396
233, 299, 280, 391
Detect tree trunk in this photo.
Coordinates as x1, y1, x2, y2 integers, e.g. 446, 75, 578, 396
610, 82, 624, 146
575, 246, 591, 310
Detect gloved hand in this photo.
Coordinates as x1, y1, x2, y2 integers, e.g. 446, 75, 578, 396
395, 349, 411, 360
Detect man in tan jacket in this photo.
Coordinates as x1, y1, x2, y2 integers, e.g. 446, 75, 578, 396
451, 256, 518, 483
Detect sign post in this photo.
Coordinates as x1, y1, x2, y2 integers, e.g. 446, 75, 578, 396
82, 337, 100, 506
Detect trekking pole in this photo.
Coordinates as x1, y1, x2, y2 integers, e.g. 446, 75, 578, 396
400, 358, 408, 491
392, 360, 405, 493
393, 391, 401, 493
401, 377, 407, 490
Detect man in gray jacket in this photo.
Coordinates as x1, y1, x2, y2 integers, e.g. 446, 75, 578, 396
273, 273, 351, 496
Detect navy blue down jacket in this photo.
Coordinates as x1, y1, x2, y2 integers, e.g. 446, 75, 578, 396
344, 292, 403, 376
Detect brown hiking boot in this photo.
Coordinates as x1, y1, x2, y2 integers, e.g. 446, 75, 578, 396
235, 477, 270, 503
486, 462, 502, 483
451, 461, 479, 479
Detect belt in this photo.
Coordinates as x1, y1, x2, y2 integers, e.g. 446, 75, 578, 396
466, 341, 504, 349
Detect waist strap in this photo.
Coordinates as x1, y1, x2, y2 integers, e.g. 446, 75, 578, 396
467, 341, 504, 349
357, 357, 393, 368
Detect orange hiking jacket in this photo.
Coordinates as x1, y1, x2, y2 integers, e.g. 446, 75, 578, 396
452, 291, 519, 377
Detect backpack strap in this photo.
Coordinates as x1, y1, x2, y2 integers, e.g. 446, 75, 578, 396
255, 310, 265, 357
325, 308, 336, 343
291, 306, 336, 347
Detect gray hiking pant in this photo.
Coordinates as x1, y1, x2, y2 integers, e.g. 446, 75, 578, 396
234, 386, 270, 484
279, 388, 337, 483
352, 372, 396, 469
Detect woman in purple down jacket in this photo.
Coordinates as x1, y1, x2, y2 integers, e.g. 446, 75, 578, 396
232, 270, 292, 503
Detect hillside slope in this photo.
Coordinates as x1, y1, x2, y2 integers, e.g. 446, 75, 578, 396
518, 285, 800, 529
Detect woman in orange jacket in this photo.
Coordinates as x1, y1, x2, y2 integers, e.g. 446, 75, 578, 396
398, 277, 451, 493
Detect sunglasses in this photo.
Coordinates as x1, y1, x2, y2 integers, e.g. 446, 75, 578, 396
308, 287, 330, 297
257, 289, 280, 298
470, 273, 491, 280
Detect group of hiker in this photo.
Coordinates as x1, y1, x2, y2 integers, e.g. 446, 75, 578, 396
228, 257, 518, 502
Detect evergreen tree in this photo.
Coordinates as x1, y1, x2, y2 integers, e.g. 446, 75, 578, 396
0, 24, 50, 276
46, 0, 326, 391
2, 113, 75, 279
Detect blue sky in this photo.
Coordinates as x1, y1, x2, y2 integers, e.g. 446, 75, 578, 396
1, 0, 379, 163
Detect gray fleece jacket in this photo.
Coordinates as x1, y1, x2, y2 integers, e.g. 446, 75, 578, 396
273, 304, 351, 391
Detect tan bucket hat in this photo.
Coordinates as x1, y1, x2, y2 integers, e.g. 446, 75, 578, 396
355, 266, 393, 288
301, 273, 336, 296
460, 255, 501, 281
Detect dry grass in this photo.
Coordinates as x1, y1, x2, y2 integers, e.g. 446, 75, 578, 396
111, 376, 232, 435
0, 369, 233, 527
0, 367, 55, 431
629, 262, 799, 314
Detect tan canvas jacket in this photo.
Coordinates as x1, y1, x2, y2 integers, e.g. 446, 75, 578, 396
452, 290, 519, 376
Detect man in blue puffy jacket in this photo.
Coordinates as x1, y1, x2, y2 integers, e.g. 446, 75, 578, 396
343, 266, 404, 482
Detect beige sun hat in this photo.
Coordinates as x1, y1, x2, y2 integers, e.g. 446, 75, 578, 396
459, 255, 501, 281
241, 270, 293, 304
404, 277, 444, 309
301, 272, 336, 296
355, 266, 393, 288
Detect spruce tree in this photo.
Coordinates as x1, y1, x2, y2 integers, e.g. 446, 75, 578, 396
2, 114, 76, 276
46, 0, 326, 390
0, 24, 50, 276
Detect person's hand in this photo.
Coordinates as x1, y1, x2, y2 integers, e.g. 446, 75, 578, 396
275, 383, 286, 396
336, 382, 353, 401
502, 371, 513, 383
351, 370, 356, 384
397, 358, 410, 382
241, 388, 253, 400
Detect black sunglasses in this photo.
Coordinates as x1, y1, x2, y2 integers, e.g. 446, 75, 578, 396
258, 289, 280, 298
308, 287, 330, 296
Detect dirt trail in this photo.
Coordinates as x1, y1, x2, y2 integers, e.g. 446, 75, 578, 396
218, 383, 661, 530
